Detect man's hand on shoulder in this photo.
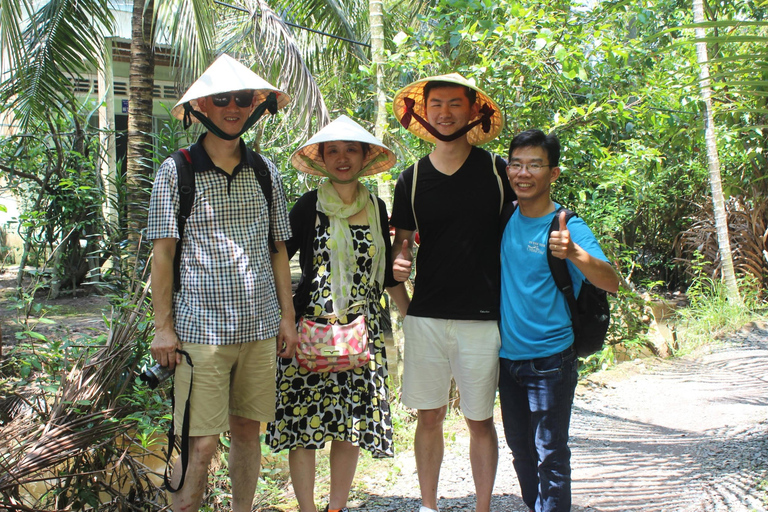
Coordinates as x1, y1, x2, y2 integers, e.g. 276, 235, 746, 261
151, 328, 182, 370
277, 316, 298, 358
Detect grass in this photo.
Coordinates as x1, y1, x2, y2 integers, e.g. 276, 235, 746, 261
673, 277, 767, 355
757, 478, 768, 509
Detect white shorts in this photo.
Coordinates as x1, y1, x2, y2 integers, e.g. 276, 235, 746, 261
401, 316, 500, 421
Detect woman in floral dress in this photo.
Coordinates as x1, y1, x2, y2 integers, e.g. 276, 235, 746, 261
267, 116, 409, 512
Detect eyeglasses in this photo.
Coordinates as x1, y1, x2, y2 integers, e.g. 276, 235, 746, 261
506, 162, 550, 173
210, 91, 255, 108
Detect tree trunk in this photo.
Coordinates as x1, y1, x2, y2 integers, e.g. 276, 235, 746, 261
368, 0, 402, 382
369, 0, 391, 210
98, 37, 118, 233
693, 0, 741, 303
126, 0, 155, 269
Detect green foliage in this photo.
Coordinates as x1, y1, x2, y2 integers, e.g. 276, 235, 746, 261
379, 0, 768, 296
675, 252, 766, 352
0, 103, 111, 297
0, 0, 116, 130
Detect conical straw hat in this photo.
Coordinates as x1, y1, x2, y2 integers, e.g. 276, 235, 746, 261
171, 54, 290, 121
393, 73, 502, 146
291, 115, 397, 178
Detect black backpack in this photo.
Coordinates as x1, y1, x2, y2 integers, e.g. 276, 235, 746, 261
500, 203, 611, 357
170, 145, 276, 292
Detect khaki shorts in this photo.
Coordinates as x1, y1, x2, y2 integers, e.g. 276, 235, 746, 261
173, 338, 276, 437
401, 316, 500, 421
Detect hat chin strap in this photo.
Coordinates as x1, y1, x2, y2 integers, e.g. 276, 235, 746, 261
399, 97, 495, 142
182, 92, 279, 140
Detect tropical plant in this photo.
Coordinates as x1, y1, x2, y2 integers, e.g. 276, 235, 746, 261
0, 270, 159, 510
0, 103, 107, 297
0, 0, 115, 131
690, 0, 741, 302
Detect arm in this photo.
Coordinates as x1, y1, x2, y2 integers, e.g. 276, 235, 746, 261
549, 211, 620, 294
270, 240, 298, 357
150, 238, 182, 370
385, 283, 410, 317
391, 227, 416, 283
561, 244, 619, 294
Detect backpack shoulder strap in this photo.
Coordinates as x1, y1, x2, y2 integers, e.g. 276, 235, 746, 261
499, 201, 517, 236
546, 206, 581, 328
410, 160, 420, 234
247, 149, 277, 254
172, 147, 194, 292
490, 152, 504, 215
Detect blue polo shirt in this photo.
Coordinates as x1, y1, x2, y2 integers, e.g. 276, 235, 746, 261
499, 205, 608, 361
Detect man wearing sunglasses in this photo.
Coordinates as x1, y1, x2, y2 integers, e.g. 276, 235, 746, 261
147, 54, 297, 512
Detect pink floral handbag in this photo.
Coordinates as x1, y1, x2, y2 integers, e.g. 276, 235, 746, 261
295, 309, 371, 373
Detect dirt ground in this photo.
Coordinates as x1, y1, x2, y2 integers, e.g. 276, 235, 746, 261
349, 321, 768, 512
0, 266, 110, 349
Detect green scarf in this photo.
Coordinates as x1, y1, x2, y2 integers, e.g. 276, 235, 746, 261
316, 180, 386, 318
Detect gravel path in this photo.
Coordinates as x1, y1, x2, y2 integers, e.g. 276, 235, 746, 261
347, 322, 768, 512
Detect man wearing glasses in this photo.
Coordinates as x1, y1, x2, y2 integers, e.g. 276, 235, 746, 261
147, 54, 298, 512
499, 129, 619, 512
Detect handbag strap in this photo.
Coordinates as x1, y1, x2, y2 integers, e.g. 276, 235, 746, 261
310, 300, 367, 320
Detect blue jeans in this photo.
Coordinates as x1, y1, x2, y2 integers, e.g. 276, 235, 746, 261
499, 346, 578, 512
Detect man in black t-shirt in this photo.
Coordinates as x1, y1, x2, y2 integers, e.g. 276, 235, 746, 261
390, 74, 513, 512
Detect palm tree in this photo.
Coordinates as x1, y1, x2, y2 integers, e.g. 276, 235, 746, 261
0, 0, 115, 130
126, 0, 156, 260
687, 0, 768, 302
0, 0, 332, 262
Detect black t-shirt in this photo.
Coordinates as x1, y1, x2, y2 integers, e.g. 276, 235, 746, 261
390, 146, 514, 320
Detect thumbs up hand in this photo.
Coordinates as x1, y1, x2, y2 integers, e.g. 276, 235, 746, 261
393, 239, 413, 282
549, 211, 572, 260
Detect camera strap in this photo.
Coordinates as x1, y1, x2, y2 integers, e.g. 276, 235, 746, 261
164, 349, 194, 493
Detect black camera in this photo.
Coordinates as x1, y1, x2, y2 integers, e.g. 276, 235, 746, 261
139, 363, 174, 389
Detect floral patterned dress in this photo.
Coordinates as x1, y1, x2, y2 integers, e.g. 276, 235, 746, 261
267, 223, 394, 458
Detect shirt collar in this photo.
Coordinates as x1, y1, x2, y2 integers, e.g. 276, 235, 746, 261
190, 132, 250, 174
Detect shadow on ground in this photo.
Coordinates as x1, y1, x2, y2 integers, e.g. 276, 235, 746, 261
571, 325, 768, 512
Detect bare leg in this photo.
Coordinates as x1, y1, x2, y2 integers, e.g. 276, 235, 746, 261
171, 434, 218, 512
229, 415, 262, 512
415, 406, 447, 511
466, 417, 498, 512
328, 440, 360, 509
290, 447, 318, 512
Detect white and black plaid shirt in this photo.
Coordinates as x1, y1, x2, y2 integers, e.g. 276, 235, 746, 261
147, 135, 292, 345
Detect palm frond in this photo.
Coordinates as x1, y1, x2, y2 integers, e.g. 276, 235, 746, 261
155, 0, 218, 86
267, 0, 368, 70
217, 0, 330, 141
0, 276, 154, 498
0, 0, 115, 131
0, 0, 30, 72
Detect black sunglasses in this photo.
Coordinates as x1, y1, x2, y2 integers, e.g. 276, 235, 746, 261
210, 91, 255, 108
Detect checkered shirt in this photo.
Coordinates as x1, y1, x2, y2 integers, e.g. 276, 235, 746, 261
147, 137, 292, 345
